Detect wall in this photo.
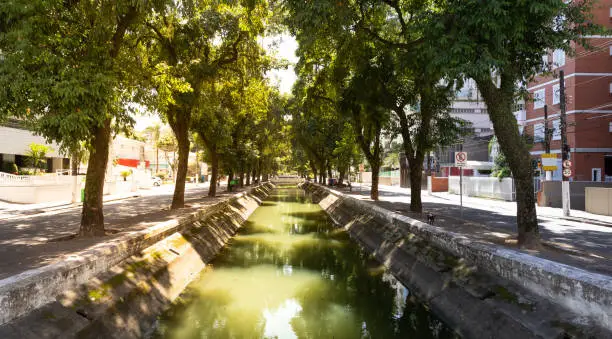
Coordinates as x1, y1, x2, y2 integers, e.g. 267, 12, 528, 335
585, 187, 612, 216
431, 176, 448, 192
0, 127, 63, 158
0, 183, 274, 335
540, 181, 612, 210
302, 183, 612, 336
449, 176, 515, 201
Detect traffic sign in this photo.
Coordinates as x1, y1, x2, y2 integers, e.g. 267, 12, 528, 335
541, 153, 558, 171
563, 160, 572, 168
563, 168, 572, 177
455, 152, 467, 167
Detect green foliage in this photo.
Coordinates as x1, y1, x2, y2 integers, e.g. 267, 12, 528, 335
1, 162, 17, 174
155, 172, 167, 180
25, 143, 53, 173
492, 153, 512, 181
0, 0, 154, 153
120, 170, 132, 181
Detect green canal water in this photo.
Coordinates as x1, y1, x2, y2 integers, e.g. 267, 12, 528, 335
151, 187, 458, 339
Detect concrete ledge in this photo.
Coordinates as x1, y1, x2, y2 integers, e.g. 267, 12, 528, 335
302, 183, 612, 330
0, 183, 274, 326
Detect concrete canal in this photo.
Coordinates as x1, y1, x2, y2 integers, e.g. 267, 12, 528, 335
150, 186, 458, 338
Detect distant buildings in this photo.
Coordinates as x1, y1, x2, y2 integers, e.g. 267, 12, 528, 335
522, 3, 612, 182
434, 79, 495, 177
0, 121, 69, 173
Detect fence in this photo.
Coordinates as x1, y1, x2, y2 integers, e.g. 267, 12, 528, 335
449, 176, 516, 201
0, 172, 32, 184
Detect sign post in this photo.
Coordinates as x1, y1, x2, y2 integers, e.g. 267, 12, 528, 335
359, 163, 364, 195
455, 152, 467, 217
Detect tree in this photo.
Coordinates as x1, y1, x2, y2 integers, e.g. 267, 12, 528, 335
139, 0, 268, 208
25, 143, 53, 174
0, 0, 157, 236
157, 132, 178, 181
144, 123, 162, 174
430, 0, 599, 247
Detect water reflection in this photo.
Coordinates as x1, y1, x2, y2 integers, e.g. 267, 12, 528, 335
151, 188, 459, 339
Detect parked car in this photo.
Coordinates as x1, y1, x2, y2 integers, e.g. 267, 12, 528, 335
151, 176, 162, 186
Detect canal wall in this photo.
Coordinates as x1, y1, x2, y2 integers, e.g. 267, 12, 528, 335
0, 183, 274, 339
301, 182, 611, 338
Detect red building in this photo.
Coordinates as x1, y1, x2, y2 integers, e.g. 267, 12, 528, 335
521, 3, 612, 182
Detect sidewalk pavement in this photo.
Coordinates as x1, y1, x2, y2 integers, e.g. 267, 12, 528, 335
0, 182, 237, 280
342, 183, 612, 275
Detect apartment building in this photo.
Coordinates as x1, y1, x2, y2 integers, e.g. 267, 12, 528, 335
521, 3, 612, 182
434, 79, 495, 176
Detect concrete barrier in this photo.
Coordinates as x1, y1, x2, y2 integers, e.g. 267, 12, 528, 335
586, 187, 612, 216
302, 183, 612, 332
0, 183, 274, 326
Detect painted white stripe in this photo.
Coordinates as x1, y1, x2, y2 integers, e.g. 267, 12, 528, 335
530, 148, 612, 155
527, 73, 612, 91
583, 35, 612, 38
523, 110, 612, 123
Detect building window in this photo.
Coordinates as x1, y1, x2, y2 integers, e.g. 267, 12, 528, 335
552, 120, 561, 140
552, 49, 565, 68
552, 84, 560, 104
534, 123, 544, 142
533, 89, 545, 109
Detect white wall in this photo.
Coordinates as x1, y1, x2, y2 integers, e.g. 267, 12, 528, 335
449, 176, 515, 201
0, 127, 63, 157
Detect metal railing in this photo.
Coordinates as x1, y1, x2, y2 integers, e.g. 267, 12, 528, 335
0, 172, 32, 184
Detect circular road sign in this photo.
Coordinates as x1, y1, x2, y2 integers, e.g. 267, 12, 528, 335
563, 168, 572, 177
455, 152, 466, 162
563, 160, 572, 168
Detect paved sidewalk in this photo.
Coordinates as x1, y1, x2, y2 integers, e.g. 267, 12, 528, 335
0, 182, 243, 279
341, 183, 612, 275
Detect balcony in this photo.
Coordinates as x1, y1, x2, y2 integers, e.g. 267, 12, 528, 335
513, 109, 526, 124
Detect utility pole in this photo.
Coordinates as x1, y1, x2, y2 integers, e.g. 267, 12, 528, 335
560, 70, 570, 216
543, 105, 552, 181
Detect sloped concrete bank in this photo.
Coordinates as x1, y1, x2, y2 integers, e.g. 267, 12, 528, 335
301, 182, 611, 338
0, 183, 274, 339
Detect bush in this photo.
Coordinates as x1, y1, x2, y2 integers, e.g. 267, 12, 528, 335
120, 170, 132, 181
155, 172, 167, 180
1, 162, 16, 174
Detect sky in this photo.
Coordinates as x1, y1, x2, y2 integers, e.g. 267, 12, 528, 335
134, 34, 299, 132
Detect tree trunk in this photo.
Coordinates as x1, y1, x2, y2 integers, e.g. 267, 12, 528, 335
80, 119, 111, 236
252, 168, 257, 184
239, 171, 244, 188
227, 171, 234, 192
208, 151, 218, 197
338, 169, 345, 185
476, 74, 539, 248
168, 111, 190, 210
409, 160, 423, 212
246, 168, 251, 186
71, 155, 79, 176
370, 160, 380, 200
310, 164, 317, 183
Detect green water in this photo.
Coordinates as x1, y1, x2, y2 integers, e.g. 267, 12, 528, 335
151, 187, 458, 339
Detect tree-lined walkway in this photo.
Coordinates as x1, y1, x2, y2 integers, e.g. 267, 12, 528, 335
0, 183, 246, 280
339, 183, 612, 276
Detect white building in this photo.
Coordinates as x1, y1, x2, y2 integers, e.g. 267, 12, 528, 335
450, 79, 494, 136
0, 122, 68, 173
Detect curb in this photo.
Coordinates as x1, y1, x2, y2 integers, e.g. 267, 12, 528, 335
0, 183, 274, 326
304, 183, 612, 330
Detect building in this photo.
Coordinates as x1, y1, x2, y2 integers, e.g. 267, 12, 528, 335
521, 3, 612, 182
450, 78, 495, 137
0, 120, 69, 173
433, 79, 495, 177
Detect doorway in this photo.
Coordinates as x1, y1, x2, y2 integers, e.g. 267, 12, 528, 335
592, 168, 601, 182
